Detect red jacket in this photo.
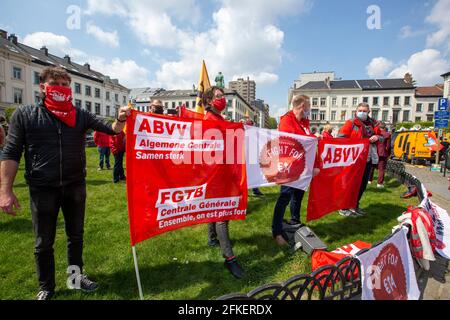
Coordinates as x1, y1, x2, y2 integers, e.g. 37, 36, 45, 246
338, 117, 381, 139
377, 130, 391, 158
204, 110, 225, 122
322, 131, 333, 139
278, 111, 313, 136
94, 131, 111, 148
110, 131, 126, 155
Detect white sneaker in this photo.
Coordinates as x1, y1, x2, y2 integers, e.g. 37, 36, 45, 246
377, 184, 384, 188
368, 181, 372, 185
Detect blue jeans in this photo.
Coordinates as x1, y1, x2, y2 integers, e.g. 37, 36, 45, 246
272, 186, 305, 237
98, 147, 111, 169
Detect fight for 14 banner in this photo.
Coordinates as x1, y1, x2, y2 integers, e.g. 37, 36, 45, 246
357, 228, 420, 300
126, 110, 247, 245
307, 138, 369, 221
245, 126, 318, 190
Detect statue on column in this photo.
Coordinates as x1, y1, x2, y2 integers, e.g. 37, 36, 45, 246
215, 72, 225, 89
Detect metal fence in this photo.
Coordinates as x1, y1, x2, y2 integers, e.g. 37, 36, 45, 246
217, 160, 420, 301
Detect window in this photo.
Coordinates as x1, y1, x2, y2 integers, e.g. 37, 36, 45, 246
415, 117, 421, 122
373, 97, 379, 106
332, 97, 337, 107
164, 102, 168, 108
106, 91, 110, 101
331, 111, 336, 121
404, 96, 411, 106
427, 114, 433, 122
85, 101, 92, 112
75, 99, 82, 109
363, 97, 369, 103
403, 110, 410, 122
351, 111, 356, 118
311, 109, 319, 121
352, 97, 358, 106
394, 96, 400, 105
123, 96, 127, 104
372, 110, 379, 120
85, 85, 91, 96
34, 72, 40, 85
95, 103, 101, 115
320, 98, 326, 106
75, 83, 81, 94
12, 66, 21, 80
383, 97, 389, 106
416, 103, 423, 112
34, 91, 41, 104
342, 97, 347, 106
312, 98, 318, 106
95, 88, 101, 98
382, 110, 389, 122
13, 88, 23, 104
393, 110, 400, 123
172, 102, 176, 109
320, 111, 326, 121
115, 93, 119, 102
178, 101, 182, 106
340, 111, 347, 121
428, 103, 434, 112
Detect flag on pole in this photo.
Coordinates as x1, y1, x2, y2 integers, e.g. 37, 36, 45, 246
195, 60, 211, 114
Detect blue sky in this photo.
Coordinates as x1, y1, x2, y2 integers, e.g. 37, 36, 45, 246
1, 0, 449, 117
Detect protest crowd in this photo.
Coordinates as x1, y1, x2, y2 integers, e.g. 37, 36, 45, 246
0, 66, 448, 301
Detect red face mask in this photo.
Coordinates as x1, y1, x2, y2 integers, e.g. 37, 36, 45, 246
44, 85, 76, 127
212, 97, 227, 112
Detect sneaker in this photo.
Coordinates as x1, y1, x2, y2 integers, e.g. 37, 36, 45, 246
224, 258, 244, 279
368, 181, 372, 185
339, 209, 355, 217
36, 290, 54, 300
274, 234, 288, 246
97, 167, 103, 171
353, 208, 366, 216
208, 238, 219, 247
377, 184, 384, 189
76, 274, 99, 292
252, 189, 264, 196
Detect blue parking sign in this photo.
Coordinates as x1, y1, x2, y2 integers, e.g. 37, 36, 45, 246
438, 98, 448, 111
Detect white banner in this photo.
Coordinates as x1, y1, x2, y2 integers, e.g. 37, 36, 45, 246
357, 228, 420, 300
420, 186, 450, 259
244, 126, 318, 190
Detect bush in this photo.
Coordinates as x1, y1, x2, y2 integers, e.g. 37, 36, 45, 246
4, 106, 17, 122
395, 121, 436, 130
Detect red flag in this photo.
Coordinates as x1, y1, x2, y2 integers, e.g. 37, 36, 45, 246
307, 138, 369, 221
126, 110, 247, 245
178, 105, 205, 120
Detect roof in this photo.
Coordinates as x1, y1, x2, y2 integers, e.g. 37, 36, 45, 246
415, 85, 444, 97
441, 71, 450, 77
0, 36, 129, 91
130, 88, 165, 102
296, 78, 415, 91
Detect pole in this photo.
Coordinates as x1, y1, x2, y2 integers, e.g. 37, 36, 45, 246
132, 246, 144, 300
436, 129, 443, 166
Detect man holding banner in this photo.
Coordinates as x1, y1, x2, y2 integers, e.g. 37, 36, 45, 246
272, 95, 319, 246
338, 102, 381, 217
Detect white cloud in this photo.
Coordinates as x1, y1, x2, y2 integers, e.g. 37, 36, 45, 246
366, 57, 394, 78
84, 0, 311, 89
86, 22, 119, 48
270, 104, 288, 119
387, 49, 449, 85
88, 57, 151, 88
23, 32, 87, 60
23, 31, 150, 89
425, 0, 450, 49
399, 25, 426, 39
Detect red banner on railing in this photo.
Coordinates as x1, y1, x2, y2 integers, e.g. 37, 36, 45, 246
126, 110, 248, 245
307, 138, 369, 221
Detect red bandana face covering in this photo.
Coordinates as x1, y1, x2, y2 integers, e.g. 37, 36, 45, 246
44, 85, 76, 127
212, 97, 227, 112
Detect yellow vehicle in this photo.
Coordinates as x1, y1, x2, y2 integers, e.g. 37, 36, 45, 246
393, 130, 438, 164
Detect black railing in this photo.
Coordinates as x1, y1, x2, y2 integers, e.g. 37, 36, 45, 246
217, 159, 425, 301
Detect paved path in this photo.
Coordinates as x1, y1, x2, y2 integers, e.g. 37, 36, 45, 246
403, 164, 450, 300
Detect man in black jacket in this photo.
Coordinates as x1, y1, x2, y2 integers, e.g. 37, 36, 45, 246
0, 67, 131, 300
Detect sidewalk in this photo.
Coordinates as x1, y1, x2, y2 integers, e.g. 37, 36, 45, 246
404, 164, 450, 300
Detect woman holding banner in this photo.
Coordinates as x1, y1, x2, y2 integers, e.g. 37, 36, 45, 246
203, 86, 244, 279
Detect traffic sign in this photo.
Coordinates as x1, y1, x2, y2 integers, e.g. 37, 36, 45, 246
435, 111, 450, 119
435, 119, 449, 128
438, 98, 448, 111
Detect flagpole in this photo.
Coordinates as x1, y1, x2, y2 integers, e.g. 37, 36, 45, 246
132, 246, 144, 300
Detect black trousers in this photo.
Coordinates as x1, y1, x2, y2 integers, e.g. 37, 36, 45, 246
29, 183, 86, 292
113, 152, 125, 183
357, 161, 373, 208
272, 186, 305, 237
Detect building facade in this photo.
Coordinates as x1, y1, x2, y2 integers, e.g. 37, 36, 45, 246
228, 77, 256, 105
288, 72, 444, 131
442, 71, 450, 101
251, 99, 270, 128
0, 30, 129, 118
414, 85, 444, 122
129, 87, 165, 112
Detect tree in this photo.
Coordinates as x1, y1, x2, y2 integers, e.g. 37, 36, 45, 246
268, 117, 278, 129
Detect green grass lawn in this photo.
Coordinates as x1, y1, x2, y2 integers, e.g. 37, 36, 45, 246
0, 148, 417, 300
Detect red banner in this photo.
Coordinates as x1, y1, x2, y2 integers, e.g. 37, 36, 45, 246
126, 110, 247, 245
307, 138, 369, 221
